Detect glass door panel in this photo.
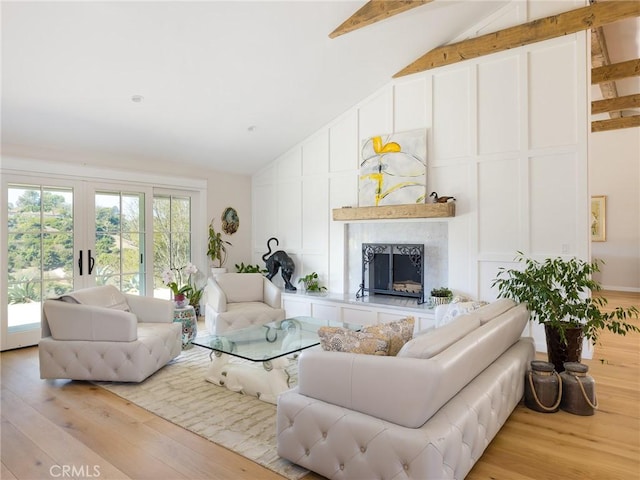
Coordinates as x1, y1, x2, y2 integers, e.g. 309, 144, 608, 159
152, 195, 192, 300
94, 190, 145, 295
6, 185, 75, 335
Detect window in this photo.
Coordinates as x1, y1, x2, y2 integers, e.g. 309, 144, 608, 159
153, 194, 192, 299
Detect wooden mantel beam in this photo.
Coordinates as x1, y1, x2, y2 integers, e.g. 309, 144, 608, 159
394, 1, 640, 77
592, 59, 640, 84
329, 0, 430, 39
592, 94, 640, 115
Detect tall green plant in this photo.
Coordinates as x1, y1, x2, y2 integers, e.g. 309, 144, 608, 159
207, 222, 232, 268
492, 252, 639, 345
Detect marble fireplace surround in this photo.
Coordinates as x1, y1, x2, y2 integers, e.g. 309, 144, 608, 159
346, 222, 448, 302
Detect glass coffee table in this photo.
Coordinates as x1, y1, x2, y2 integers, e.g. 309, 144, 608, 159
192, 316, 359, 404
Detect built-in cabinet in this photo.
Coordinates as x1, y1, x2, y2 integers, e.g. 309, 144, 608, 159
282, 292, 436, 332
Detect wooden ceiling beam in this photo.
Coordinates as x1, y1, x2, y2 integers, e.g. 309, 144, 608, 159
329, 0, 431, 39
590, 26, 620, 119
592, 94, 640, 115
592, 116, 640, 132
394, 1, 640, 77
592, 59, 640, 84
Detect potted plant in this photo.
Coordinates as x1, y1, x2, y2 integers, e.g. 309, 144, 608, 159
207, 222, 232, 274
492, 252, 639, 371
430, 287, 452, 305
298, 272, 327, 295
235, 262, 267, 274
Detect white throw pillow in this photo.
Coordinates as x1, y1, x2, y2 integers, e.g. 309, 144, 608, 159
439, 300, 488, 326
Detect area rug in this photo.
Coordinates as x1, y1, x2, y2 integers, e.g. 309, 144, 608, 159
96, 347, 308, 480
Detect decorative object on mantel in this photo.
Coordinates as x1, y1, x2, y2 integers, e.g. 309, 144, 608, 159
207, 220, 232, 273
333, 202, 455, 221
359, 129, 427, 207
262, 237, 297, 291
298, 272, 327, 295
221, 206, 239, 235
430, 287, 452, 306
590, 195, 606, 242
429, 191, 456, 203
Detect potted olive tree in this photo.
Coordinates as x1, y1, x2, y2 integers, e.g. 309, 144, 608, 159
207, 222, 232, 275
492, 252, 639, 371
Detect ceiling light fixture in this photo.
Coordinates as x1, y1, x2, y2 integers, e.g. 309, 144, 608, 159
131, 94, 144, 103
247, 125, 257, 132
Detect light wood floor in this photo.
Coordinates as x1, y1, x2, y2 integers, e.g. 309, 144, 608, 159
2, 291, 638, 480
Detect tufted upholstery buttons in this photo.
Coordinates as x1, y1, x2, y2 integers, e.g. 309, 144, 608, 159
403, 463, 409, 471
305, 449, 310, 456
339, 464, 344, 471
322, 432, 327, 439
39, 322, 181, 382
360, 446, 366, 453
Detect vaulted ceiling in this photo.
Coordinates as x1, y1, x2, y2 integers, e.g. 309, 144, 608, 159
2, 1, 638, 175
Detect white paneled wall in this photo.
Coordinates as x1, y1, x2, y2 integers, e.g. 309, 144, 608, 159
253, 4, 589, 346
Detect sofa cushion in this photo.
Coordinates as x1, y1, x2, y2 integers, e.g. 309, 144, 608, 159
44, 300, 138, 342
60, 285, 130, 312
361, 317, 415, 356
398, 314, 481, 359
318, 327, 389, 355
215, 273, 264, 303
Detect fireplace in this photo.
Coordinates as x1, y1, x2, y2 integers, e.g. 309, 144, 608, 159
357, 243, 425, 303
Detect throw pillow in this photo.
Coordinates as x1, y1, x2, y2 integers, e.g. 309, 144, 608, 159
439, 301, 488, 326
362, 316, 415, 356
318, 327, 390, 355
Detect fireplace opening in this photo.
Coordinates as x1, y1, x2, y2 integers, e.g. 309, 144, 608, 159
357, 243, 424, 303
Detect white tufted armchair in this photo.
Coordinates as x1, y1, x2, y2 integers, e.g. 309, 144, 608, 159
39, 285, 182, 382
204, 273, 285, 335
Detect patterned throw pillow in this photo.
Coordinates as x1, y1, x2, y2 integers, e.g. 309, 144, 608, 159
318, 327, 390, 355
362, 317, 415, 356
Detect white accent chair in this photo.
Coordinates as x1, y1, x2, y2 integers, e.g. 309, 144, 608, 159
39, 285, 182, 382
204, 273, 285, 335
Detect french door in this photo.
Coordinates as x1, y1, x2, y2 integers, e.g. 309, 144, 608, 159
2, 174, 151, 350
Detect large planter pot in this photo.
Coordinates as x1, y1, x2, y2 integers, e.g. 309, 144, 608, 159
210, 267, 227, 277
544, 324, 584, 373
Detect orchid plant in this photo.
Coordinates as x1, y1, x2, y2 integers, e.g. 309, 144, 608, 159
162, 263, 200, 302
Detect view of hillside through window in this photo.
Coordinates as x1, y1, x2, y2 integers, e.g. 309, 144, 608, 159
6, 185, 193, 330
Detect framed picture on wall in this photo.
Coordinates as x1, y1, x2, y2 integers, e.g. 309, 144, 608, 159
591, 195, 606, 242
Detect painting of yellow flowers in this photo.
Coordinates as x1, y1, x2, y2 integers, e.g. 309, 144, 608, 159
359, 129, 427, 207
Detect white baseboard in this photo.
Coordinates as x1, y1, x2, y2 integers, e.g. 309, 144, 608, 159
600, 285, 640, 293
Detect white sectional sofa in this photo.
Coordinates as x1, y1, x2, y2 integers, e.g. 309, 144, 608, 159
276, 299, 534, 480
